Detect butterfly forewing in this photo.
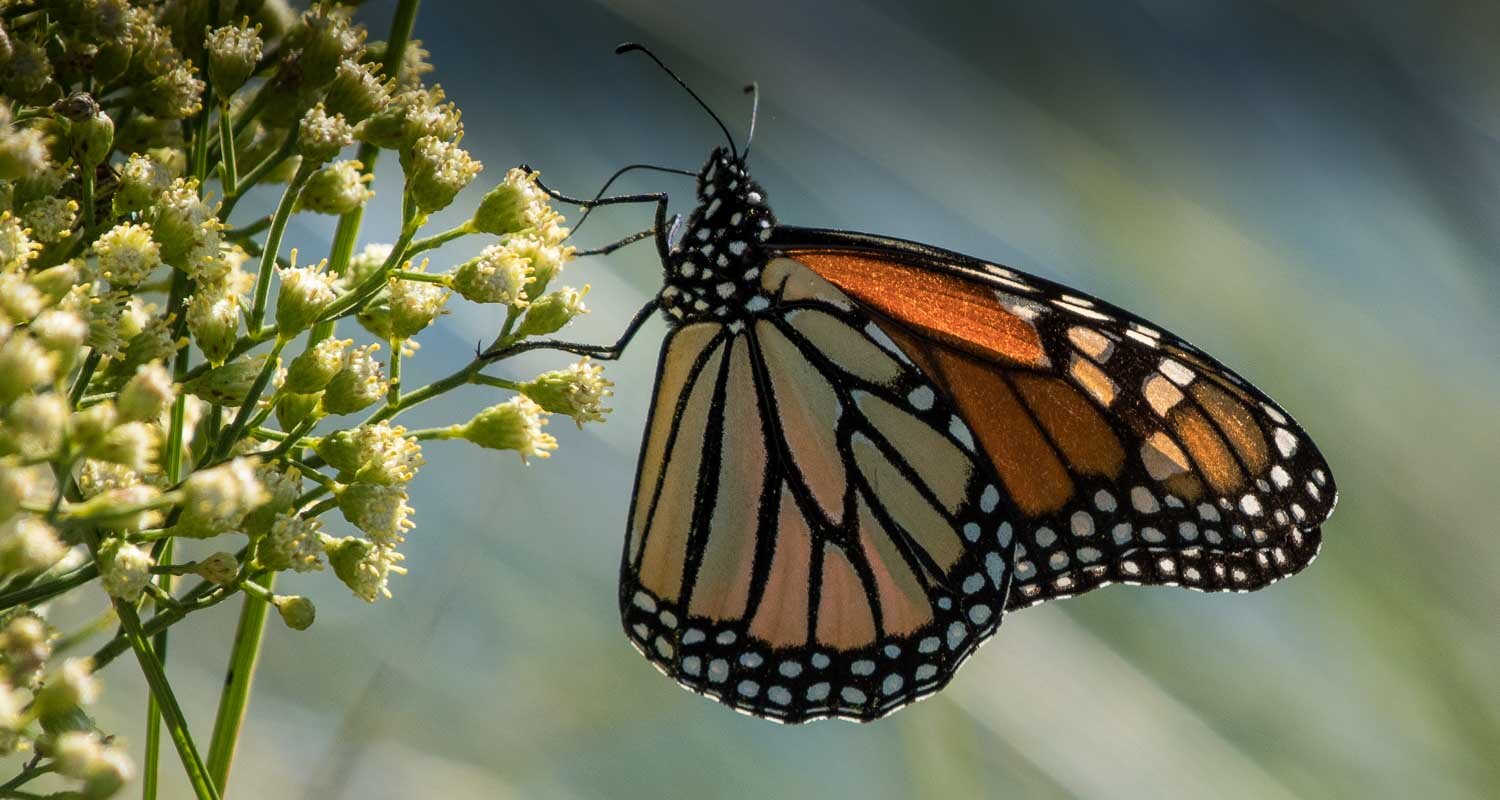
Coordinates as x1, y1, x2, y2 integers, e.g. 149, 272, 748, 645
621, 259, 1017, 723
769, 228, 1337, 609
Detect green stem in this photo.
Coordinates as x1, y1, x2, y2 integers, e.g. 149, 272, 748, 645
303, 497, 338, 518
248, 165, 309, 330
219, 132, 295, 221
469, 373, 523, 391
67, 351, 101, 407
114, 599, 221, 800
407, 222, 473, 256
392, 269, 450, 285
212, 337, 288, 460
316, 219, 419, 323
387, 338, 402, 406
142, 539, 174, 800
204, 573, 275, 794
0, 562, 98, 612
80, 164, 96, 229
217, 105, 239, 196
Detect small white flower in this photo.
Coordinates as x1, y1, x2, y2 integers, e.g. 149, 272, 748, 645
53, 730, 106, 779
261, 511, 324, 573
407, 135, 481, 214
19, 197, 79, 243
117, 363, 176, 422
450, 243, 533, 307
0, 334, 60, 402
298, 103, 354, 165
0, 516, 67, 577
324, 536, 407, 602
387, 266, 449, 339
93, 222, 163, 287
335, 483, 415, 546
99, 540, 153, 602
88, 421, 160, 473
186, 284, 243, 364
29, 309, 90, 354
2, 391, 68, 458
176, 457, 268, 537
92, 484, 164, 532
322, 343, 387, 415
522, 358, 614, 427
454, 395, 558, 463
275, 256, 340, 332
283, 336, 350, 393
471, 167, 565, 236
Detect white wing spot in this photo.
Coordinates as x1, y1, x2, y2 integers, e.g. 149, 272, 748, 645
1159, 358, 1195, 386
1274, 428, 1298, 457
908, 385, 935, 410
1131, 486, 1160, 513
1070, 511, 1094, 537
1094, 490, 1117, 512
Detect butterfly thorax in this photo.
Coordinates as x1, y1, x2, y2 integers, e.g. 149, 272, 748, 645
659, 149, 777, 326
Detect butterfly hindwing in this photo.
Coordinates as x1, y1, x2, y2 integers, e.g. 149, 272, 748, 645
621, 259, 1017, 723
769, 227, 1337, 610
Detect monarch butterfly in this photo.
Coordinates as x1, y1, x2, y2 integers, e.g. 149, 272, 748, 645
487, 44, 1338, 724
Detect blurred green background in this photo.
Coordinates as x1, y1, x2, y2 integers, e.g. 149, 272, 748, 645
78, 0, 1500, 797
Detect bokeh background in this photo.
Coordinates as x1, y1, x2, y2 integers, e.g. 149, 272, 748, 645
69, 0, 1500, 797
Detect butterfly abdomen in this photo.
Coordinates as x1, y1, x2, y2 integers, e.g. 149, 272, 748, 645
660, 150, 779, 327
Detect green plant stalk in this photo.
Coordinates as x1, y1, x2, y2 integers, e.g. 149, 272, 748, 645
392, 269, 449, 285
204, 573, 275, 794
247, 169, 310, 330
0, 562, 98, 612
79, 164, 95, 229
218, 107, 239, 196
407, 222, 473, 255
388, 338, 402, 406
114, 598, 221, 800
316, 215, 419, 322
211, 336, 288, 460
142, 539, 174, 800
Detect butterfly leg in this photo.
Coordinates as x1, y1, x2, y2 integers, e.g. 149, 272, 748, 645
478, 298, 662, 363
527, 170, 673, 262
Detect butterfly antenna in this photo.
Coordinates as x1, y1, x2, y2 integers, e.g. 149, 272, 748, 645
742, 82, 760, 160
616, 42, 739, 160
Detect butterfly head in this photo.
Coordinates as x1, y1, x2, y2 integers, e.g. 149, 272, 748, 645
657, 149, 778, 325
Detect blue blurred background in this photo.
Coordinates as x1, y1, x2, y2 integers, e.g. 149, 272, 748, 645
89, 0, 1500, 796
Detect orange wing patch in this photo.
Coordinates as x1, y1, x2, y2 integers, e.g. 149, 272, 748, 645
790, 253, 1051, 369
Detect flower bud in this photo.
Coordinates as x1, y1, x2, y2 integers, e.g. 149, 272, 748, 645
323, 535, 405, 602
205, 20, 264, 96
471, 167, 563, 237
297, 159, 373, 214
1, 392, 68, 458
274, 391, 322, 430
505, 234, 576, 297
192, 551, 240, 585
71, 110, 114, 169
117, 363, 175, 422
176, 457, 268, 537
0, 465, 43, 523
147, 177, 223, 268
273, 594, 315, 630
335, 482, 414, 545
88, 421, 160, 473
450, 395, 557, 463
0, 516, 66, 578
324, 59, 389, 124
184, 354, 268, 407
292, 5, 365, 87
283, 337, 349, 393
450, 244, 532, 306
240, 462, 302, 537
258, 510, 323, 573
87, 484, 164, 532
19, 197, 79, 243
355, 86, 456, 151
387, 268, 448, 339
186, 287, 242, 365
0, 614, 51, 685
340, 242, 391, 290
116, 314, 181, 373
274, 256, 338, 333
27, 260, 84, 302
515, 285, 589, 338
52, 731, 105, 779
29, 309, 89, 359
406, 135, 481, 214
297, 104, 352, 166
94, 222, 163, 287
0, 119, 49, 182
315, 422, 422, 486
521, 358, 614, 427
143, 61, 206, 120
68, 402, 119, 453
112, 153, 172, 216
98, 538, 153, 602
321, 343, 386, 415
